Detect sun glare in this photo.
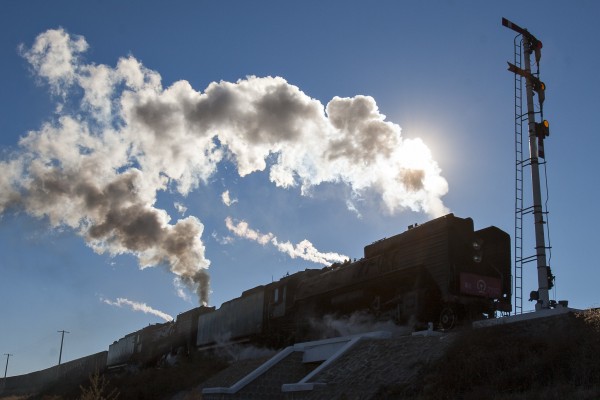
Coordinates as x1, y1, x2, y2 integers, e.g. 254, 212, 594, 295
399, 138, 434, 170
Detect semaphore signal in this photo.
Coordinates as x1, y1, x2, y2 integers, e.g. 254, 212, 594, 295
503, 17, 560, 312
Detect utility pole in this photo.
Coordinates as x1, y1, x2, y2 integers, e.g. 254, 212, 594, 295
57, 330, 69, 365
503, 18, 553, 310
3, 353, 12, 378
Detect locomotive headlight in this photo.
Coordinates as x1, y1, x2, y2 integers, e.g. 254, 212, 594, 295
473, 254, 482, 263
472, 240, 482, 251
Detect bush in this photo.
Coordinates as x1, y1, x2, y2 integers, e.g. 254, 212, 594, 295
79, 371, 119, 400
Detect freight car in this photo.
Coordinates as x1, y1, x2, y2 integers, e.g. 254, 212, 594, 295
107, 321, 173, 368
107, 307, 214, 368
196, 213, 512, 348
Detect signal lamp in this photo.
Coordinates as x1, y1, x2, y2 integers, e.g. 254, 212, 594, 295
531, 78, 546, 105
535, 120, 550, 138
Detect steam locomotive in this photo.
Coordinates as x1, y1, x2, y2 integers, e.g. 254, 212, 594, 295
107, 213, 512, 367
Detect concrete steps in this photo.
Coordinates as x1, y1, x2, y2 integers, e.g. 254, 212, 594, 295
201, 331, 392, 400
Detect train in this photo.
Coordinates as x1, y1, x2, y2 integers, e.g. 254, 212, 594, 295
106, 213, 512, 368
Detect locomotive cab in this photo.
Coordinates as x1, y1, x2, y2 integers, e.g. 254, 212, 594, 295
437, 218, 512, 328
357, 214, 512, 330
463, 226, 512, 314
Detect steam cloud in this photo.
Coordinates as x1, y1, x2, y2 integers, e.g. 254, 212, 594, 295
102, 297, 174, 322
310, 311, 412, 339
0, 28, 448, 304
174, 202, 188, 216
221, 190, 238, 207
225, 217, 348, 265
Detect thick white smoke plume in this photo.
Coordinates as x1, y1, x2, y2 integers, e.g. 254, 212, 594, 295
102, 297, 174, 322
0, 28, 448, 304
225, 217, 348, 265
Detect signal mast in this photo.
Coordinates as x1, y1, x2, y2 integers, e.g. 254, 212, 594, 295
502, 18, 554, 312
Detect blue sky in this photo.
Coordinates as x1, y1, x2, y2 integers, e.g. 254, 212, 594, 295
1, 1, 598, 376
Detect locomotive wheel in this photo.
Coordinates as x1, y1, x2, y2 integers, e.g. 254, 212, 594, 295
439, 306, 457, 330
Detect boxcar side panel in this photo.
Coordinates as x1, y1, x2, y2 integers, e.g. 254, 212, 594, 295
107, 334, 136, 366
197, 290, 265, 346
